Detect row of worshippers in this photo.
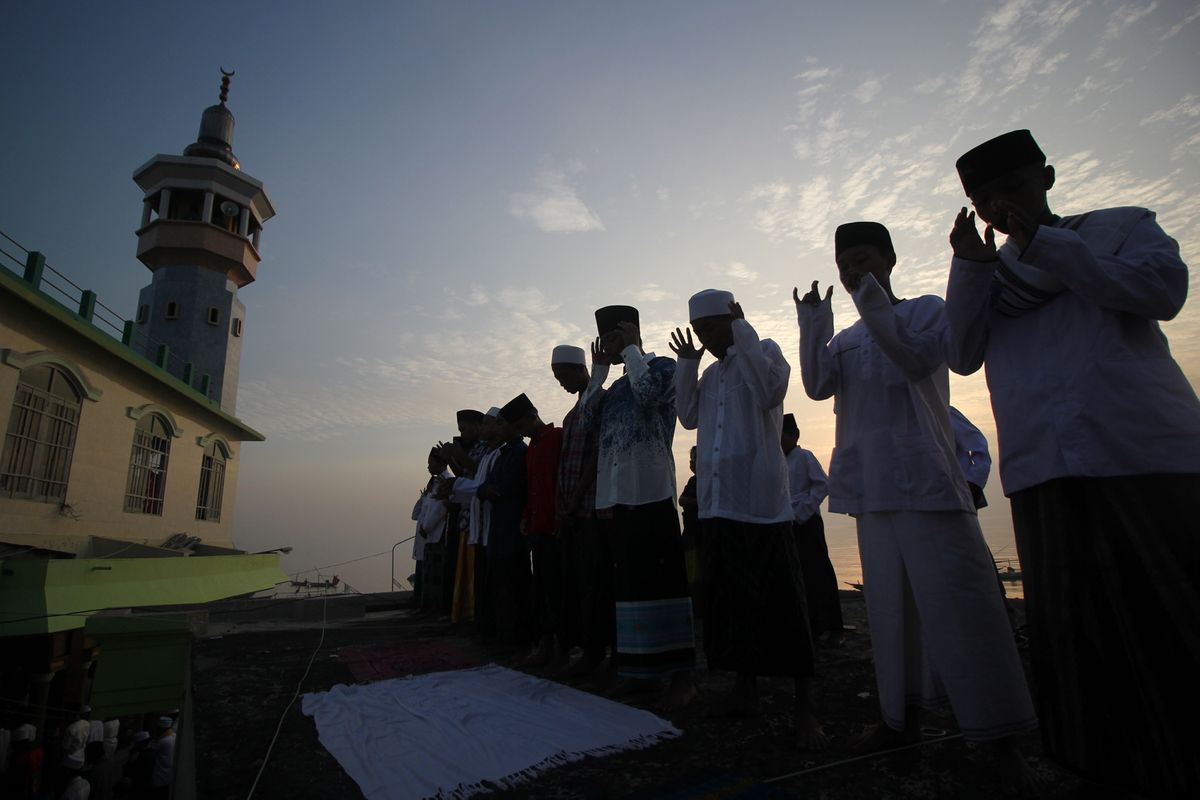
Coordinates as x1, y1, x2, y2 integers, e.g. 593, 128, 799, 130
410, 128, 1200, 799
0, 711, 176, 800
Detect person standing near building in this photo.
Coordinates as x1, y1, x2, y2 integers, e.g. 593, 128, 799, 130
582, 304, 696, 710
148, 718, 174, 799
673, 290, 824, 747
947, 129, 1200, 798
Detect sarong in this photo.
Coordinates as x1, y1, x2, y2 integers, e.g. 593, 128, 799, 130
793, 514, 843, 637
857, 510, 1037, 741
565, 514, 615, 663
1010, 473, 1200, 798
701, 518, 814, 677
450, 532, 475, 623
529, 534, 563, 639
606, 499, 695, 679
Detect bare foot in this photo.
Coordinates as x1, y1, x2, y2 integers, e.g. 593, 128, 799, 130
993, 736, 1044, 798
850, 722, 919, 754
657, 674, 697, 711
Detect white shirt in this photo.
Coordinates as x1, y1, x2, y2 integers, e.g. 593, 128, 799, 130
946, 208, 1200, 494
452, 447, 502, 545
676, 319, 792, 524
786, 447, 828, 524
582, 346, 678, 509
798, 275, 975, 515
61, 776, 90, 800
948, 406, 991, 488
151, 731, 175, 787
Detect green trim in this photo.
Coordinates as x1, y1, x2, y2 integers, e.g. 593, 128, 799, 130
126, 404, 184, 437
0, 554, 288, 636
197, 432, 234, 459
0, 348, 103, 401
0, 265, 263, 441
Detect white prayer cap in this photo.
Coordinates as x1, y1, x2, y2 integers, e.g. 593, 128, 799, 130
688, 289, 735, 321
133, 731, 151, 744
485, 407, 501, 418
15, 723, 35, 741
156, 716, 173, 729
551, 345, 586, 366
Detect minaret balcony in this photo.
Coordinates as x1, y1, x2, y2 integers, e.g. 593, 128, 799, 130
135, 219, 260, 287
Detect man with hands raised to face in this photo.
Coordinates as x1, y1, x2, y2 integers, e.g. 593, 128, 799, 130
581, 305, 697, 710
672, 290, 826, 750
795, 222, 1039, 793
947, 129, 1200, 798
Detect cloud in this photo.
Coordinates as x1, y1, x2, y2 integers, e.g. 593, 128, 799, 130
509, 162, 605, 233
1162, 6, 1200, 39
633, 283, 673, 303
710, 261, 758, 282
853, 79, 883, 104
1140, 94, 1200, 126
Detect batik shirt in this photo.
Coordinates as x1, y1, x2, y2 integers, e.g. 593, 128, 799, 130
582, 346, 677, 509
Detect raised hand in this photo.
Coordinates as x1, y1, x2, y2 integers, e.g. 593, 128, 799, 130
669, 327, 706, 360
616, 320, 641, 349
793, 281, 833, 308
995, 200, 1038, 252
728, 300, 744, 320
950, 207, 997, 262
590, 337, 604, 364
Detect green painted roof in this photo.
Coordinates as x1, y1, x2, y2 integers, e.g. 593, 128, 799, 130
0, 554, 287, 636
0, 263, 264, 441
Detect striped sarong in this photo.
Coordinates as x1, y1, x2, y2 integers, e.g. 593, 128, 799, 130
606, 499, 696, 679
1011, 473, 1200, 798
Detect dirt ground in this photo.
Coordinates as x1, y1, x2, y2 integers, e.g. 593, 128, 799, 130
192, 593, 1085, 799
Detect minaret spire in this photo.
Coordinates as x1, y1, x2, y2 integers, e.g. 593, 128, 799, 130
218, 68, 233, 105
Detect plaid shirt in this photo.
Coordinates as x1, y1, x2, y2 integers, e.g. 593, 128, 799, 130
555, 398, 598, 521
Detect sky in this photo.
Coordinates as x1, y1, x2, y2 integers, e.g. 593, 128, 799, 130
2, 1, 1198, 593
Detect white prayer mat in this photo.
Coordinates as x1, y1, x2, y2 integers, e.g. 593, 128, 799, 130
300, 664, 680, 799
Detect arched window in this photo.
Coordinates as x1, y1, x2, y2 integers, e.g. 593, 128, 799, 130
123, 414, 171, 515
195, 440, 228, 522
1, 364, 82, 501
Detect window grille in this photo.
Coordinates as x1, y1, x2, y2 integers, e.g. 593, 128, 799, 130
195, 441, 227, 521
0, 365, 81, 502
123, 414, 171, 515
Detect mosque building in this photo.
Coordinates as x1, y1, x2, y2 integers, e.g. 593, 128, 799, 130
0, 72, 285, 795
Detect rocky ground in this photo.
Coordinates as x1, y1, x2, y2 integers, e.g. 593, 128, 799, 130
192, 592, 1084, 799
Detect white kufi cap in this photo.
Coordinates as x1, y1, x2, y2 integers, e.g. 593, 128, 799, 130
688, 289, 735, 321
550, 345, 586, 365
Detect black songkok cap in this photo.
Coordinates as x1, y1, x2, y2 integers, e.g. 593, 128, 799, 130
456, 409, 484, 424
782, 413, 799, 435
835, 222, 893, 257
956, 129, 1046, 196
498, 393, 536, 424
594, 305, 639, 336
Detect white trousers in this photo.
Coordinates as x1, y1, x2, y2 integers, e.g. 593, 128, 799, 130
856, 510, 1037, 741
